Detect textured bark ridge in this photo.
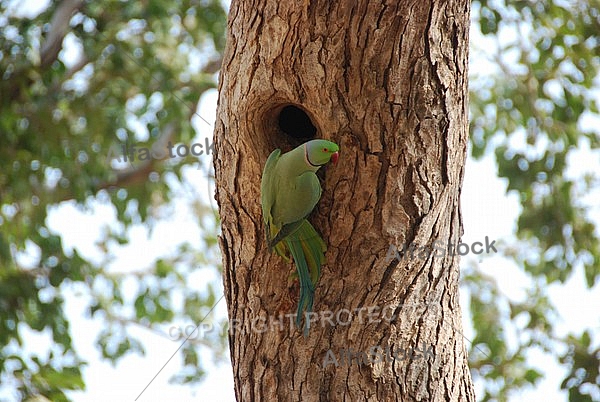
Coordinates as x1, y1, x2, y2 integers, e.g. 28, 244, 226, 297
213, 0, 474, 400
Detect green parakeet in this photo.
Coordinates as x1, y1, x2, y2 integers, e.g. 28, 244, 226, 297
261, 139, 339, 335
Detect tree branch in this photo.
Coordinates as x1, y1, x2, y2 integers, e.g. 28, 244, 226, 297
91, 86, 205, 194
40, 0, 85, 68
93, 122, 177, 193
55, 58, 214, 201
63, 55, 90, 82
202, 56, 223, 74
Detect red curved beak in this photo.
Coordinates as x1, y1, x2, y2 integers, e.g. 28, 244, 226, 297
331, 151, 339, 165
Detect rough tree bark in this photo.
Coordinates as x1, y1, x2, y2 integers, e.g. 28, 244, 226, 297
213, 0, 474, 400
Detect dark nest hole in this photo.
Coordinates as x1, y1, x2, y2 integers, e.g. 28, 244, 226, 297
277, 105, 317, 140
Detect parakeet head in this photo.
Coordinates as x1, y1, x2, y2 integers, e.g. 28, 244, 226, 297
304, 139, 339, 167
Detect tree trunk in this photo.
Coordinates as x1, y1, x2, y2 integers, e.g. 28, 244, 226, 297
213, 0, 474, 400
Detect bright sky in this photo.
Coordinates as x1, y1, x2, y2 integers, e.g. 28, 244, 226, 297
2, 0, 600, 401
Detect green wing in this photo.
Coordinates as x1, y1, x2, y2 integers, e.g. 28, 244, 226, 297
269, 170, 322, 248
260, 148, 281, 250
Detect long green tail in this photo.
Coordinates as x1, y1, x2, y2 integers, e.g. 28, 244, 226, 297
284, 219, 326, 336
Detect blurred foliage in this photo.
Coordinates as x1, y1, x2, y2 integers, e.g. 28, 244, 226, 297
0, 0, 226, 400
468, 0, 600, 400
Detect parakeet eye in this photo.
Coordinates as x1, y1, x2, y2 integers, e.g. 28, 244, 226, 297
323, 148, 328, 152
